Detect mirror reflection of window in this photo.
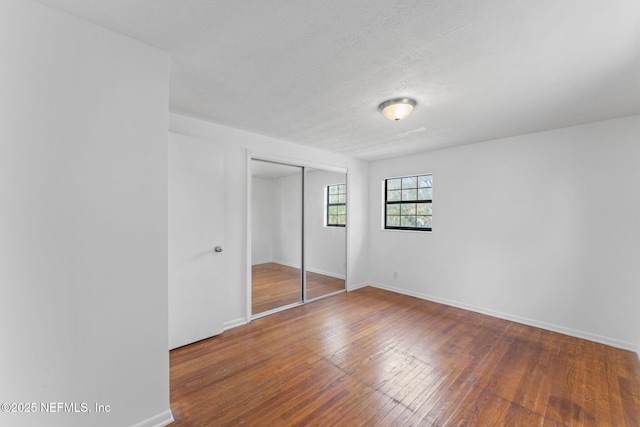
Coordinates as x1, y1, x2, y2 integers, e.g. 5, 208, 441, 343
326, 183, 346, 227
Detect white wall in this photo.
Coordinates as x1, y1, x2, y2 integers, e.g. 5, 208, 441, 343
170, 113, 369, 328
272, 174, 303, 267
0, 2, 171, 427
251, 176, 275, 264
306, 170, 347, 278
368, 116, 640, 352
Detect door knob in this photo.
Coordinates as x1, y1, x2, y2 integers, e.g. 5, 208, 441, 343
214, 246, 223, 253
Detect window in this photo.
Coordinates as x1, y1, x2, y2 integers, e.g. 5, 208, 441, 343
384, 174, 432, 231
326, 184, 346, 227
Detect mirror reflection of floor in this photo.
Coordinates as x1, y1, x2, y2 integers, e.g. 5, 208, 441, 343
252, 263, 345, 315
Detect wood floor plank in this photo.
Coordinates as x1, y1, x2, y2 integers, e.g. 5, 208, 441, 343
613, 345, 640, 426
252, 263, 345, 314
170, 286, 640, 426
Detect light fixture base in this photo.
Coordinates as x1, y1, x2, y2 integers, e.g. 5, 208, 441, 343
378, 97, 417, 121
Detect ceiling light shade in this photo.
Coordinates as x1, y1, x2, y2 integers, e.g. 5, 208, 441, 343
378, 97, 417, 121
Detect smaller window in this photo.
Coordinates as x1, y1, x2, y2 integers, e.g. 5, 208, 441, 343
326, 184, 346, 227
384, 174, 432, 231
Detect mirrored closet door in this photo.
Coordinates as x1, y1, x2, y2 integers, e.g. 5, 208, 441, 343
250, 159, 347, 318
251, 160, 303, 315
304, 168, 346, 301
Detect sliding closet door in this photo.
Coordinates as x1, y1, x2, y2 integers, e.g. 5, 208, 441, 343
304, 168, 347, 300
251, 160, 303, 315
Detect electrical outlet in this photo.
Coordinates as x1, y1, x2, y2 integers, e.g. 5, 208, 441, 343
393, 271, 398, 279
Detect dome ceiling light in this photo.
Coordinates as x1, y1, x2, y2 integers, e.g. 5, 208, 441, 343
378, 97, 417, 121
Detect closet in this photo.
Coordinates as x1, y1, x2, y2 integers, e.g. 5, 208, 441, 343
250, 158, 347, 317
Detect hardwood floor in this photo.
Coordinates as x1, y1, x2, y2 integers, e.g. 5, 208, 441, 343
252, 263, 301, 314
306, 270, 345, 301
170, 287, 640, 426
252, 263, 345, 314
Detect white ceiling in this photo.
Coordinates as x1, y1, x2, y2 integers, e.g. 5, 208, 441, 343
36, 0, 639, 160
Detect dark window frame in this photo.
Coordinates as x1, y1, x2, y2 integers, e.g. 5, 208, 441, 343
326, 183, 346, 227
384, 174, 432, 231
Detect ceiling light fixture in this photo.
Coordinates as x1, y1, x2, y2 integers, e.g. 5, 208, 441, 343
378, 97, 417, 121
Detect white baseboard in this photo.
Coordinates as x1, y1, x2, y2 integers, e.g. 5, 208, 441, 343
272, 259, 300, 269
131, 409, 174, 427
224, 317, 248, 331
306, 267, 345, 280
268, 261, 345, 280
368, 282, 639, 354
347, 282, 370, 292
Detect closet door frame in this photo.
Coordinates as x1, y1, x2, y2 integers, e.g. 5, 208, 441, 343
246, 150, 348, 322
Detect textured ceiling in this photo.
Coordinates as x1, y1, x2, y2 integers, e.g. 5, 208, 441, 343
36, 0, 639, 160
